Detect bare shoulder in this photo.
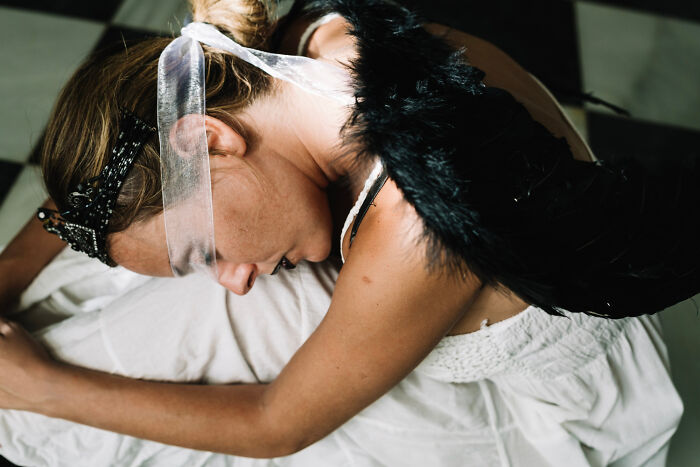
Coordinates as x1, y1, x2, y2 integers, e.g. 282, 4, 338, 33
260, 178, 483, 448
423, 22, 548, 105
340, 177, 480, 309
305, 16, 358, 67
276, 12, 357, 65
340, 177, 422, 270
341, 177, 530, 336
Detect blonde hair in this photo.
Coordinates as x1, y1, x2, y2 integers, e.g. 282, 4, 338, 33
41, 0, 274, 233
190, 0, 272, 49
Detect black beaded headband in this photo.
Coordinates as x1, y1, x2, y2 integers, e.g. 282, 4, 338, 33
37, 108, 156, 266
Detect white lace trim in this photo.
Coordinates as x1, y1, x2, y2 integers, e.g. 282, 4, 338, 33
417, 306, 630, 383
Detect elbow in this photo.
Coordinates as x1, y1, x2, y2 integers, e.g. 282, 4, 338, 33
212, 419, 309, 459
242, 427, 314, 458
282, 429, 322, 457
244, 406, 320, 458
256, 421, 319, 458
240, 386, 336, 458
262, 436, 311, 458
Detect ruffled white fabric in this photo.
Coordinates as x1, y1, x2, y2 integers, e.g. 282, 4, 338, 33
417, 306, 630, 382
414, 307, 682, 466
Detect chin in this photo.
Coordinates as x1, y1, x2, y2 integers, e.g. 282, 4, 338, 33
306, 236, 332, 262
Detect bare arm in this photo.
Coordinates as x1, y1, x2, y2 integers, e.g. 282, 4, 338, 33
0, 179, 480, 458
423, 23, 593, 162
282, 15, 591, 163
0, 199, 65, 312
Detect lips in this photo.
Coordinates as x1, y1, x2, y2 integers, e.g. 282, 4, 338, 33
247, 270, 256, 289
271, 256, 296, 275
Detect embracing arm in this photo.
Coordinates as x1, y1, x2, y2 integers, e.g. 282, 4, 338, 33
423, 23, 593, 162
280, 14, 591, 163
0, 199, 65, 312
1, 180, 480, 458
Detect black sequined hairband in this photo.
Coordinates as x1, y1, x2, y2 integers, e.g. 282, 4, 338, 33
37, 108, 156, 266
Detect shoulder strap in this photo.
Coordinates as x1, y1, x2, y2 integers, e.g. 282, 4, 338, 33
349, 168, 388, 247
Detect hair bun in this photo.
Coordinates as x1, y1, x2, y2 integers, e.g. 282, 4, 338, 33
189, 0, 272, 49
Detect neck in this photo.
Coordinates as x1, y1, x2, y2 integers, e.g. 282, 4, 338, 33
238, 80, 378, 255
242, 80, 358, 189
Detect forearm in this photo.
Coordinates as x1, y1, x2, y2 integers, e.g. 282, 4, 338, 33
39, 363, 294, 458
0, 199, 65, 310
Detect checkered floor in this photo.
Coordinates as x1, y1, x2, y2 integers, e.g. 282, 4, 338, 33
0, 1, 699, 466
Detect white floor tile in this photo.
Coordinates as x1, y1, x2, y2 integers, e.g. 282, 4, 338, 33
111, 0, 189, 34
0, 7, 104, 164
577, 2, 700, 132
0, 165, 47, 246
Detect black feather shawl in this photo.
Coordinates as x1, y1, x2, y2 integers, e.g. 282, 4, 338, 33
305, 0, 700, 318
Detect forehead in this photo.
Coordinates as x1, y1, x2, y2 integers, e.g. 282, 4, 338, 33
108, 213, 173, 277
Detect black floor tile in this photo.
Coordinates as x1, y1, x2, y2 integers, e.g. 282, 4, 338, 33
582, 0, 700, 24
0, 0, 123, 22
403, 0, 583, 106
0, 455, 18, 467
0, 160, 23, 206
0, 455, 19, 467
587, 111, 700, 170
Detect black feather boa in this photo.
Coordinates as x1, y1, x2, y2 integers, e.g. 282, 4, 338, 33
305, 0, 700, 318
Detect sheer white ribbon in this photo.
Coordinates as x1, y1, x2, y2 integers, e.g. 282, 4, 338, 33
157, 35, 218, 278
157, 22, 353, 278
181, 22, 354, 106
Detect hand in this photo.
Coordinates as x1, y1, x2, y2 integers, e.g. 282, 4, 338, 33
0, 317, 58, 412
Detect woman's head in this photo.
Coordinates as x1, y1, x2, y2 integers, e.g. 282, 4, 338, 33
42, 0, 273, 231
107, 112, 335, 293
40, 0, 337, 293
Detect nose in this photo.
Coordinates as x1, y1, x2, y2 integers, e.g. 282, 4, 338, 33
216, 260, 257, 295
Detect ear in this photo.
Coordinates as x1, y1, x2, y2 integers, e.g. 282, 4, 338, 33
204, 115, 247, 159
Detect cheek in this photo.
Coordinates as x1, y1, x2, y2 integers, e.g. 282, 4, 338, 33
211, 161, 334, 262
107, 225, 173, 277
210, 169, 287, 260
211, 187, 265, 255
